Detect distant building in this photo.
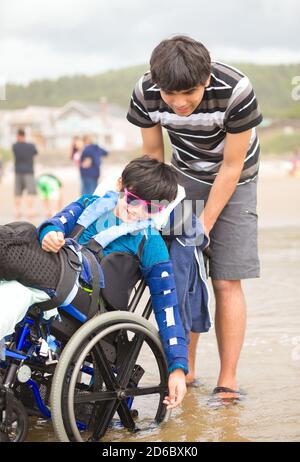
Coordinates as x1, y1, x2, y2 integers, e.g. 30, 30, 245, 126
0, 99, 141, 151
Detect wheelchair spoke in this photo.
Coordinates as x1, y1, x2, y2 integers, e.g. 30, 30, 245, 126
117, 401, 136, 431
92, 342, 119, 391
74, 390, 117, 404
123, 385, 166, 398
117, 332, 146, 388
90, 400, 121, 441
90, 332, 146, 441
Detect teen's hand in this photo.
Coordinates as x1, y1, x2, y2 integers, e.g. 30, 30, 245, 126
42, 231, 65, 253
198, 213, 211, 250
163, 368, 187, 409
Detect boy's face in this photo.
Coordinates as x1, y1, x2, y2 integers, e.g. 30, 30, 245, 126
115, 178, 162, 222
160, 77, 210, 117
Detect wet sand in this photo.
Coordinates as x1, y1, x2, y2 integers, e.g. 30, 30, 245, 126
1, 160, 300, 442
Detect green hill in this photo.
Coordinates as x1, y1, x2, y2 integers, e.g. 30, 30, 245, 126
234, 63, 300, 119
1, 63, 300, 118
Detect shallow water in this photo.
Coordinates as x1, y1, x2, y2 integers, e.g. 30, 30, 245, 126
24, 226, 300, 442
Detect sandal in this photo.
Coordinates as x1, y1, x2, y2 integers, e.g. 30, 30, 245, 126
212, 386, 245, 397
208, 386, 245, 407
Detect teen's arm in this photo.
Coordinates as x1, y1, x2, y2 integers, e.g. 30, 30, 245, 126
127, 76, 165, 161
201, 75, 263, 234
141, 125, 165, 162
200, 129, 252, 235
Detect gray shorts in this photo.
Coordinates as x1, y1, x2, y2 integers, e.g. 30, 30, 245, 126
15, 174, 37, 196
176, 171, 260, 280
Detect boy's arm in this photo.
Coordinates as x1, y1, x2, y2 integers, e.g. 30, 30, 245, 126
140, 232, 188, 408
141, 260, 188, 375
37, 195, 93, 242
141, 259, 188, 408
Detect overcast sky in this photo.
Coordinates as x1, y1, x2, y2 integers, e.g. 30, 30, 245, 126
1, 0, 300, 84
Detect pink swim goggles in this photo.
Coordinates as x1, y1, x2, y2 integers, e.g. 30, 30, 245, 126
124, 188, 165, 214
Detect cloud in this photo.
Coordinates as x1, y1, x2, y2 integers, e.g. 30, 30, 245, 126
1, 0, 300, 83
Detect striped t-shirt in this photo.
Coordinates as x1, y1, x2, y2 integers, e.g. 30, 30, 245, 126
127, 62, 263, 185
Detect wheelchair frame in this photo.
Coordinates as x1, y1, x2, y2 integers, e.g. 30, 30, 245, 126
0, 197, 195, 442
0, 278, 168, 442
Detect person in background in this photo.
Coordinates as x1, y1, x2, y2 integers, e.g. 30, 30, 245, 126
36, 173, 63, 218
12, 128, 38, 220
70, 136, 84, 168
80, 135, 108, 195
288, 149, 300, 177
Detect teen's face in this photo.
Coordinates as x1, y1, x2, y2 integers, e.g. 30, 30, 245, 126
160, 80, 210, 116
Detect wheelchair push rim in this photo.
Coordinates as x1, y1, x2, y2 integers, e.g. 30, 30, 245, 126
50, 312, 168, 442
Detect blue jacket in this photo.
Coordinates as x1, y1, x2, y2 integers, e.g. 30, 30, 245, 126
80, 144, 107, 179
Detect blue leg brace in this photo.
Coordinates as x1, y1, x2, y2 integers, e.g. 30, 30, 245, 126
141, 261, 188, 375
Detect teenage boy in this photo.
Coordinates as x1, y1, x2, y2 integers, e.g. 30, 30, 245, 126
127, 35, 263, 400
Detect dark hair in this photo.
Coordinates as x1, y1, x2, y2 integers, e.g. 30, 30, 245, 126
17, 128, 25, 137
121, 155, 178, 202
150, 35, 211, 92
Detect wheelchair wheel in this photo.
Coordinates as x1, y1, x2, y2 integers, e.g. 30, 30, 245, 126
0, 394, 28, 442
50, 311, 168, 442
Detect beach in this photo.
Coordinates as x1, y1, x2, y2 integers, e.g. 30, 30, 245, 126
1, 159, 300, 442
1, 158, 300, 229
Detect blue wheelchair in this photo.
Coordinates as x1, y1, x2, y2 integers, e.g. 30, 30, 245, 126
0, 249, 169, 442
0, 198, 196, 442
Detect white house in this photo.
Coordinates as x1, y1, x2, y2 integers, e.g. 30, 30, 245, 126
0, 99, 141, 152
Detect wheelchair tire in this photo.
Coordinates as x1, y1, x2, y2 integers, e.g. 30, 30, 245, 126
50, 311, 168, 442
0, 395, 28, 442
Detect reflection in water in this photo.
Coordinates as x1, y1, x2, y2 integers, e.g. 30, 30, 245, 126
26, 227, 300, 442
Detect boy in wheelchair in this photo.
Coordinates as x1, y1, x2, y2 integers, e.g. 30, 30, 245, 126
0, 156, 188, 413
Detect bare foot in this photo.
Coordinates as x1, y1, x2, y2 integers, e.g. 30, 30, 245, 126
186, 373, 202, 387
186, 378, 202, 388
185, 372, 195, 385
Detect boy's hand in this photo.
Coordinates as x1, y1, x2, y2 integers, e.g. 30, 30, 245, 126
42, 231, 65, 253
163, 368, 187, 410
